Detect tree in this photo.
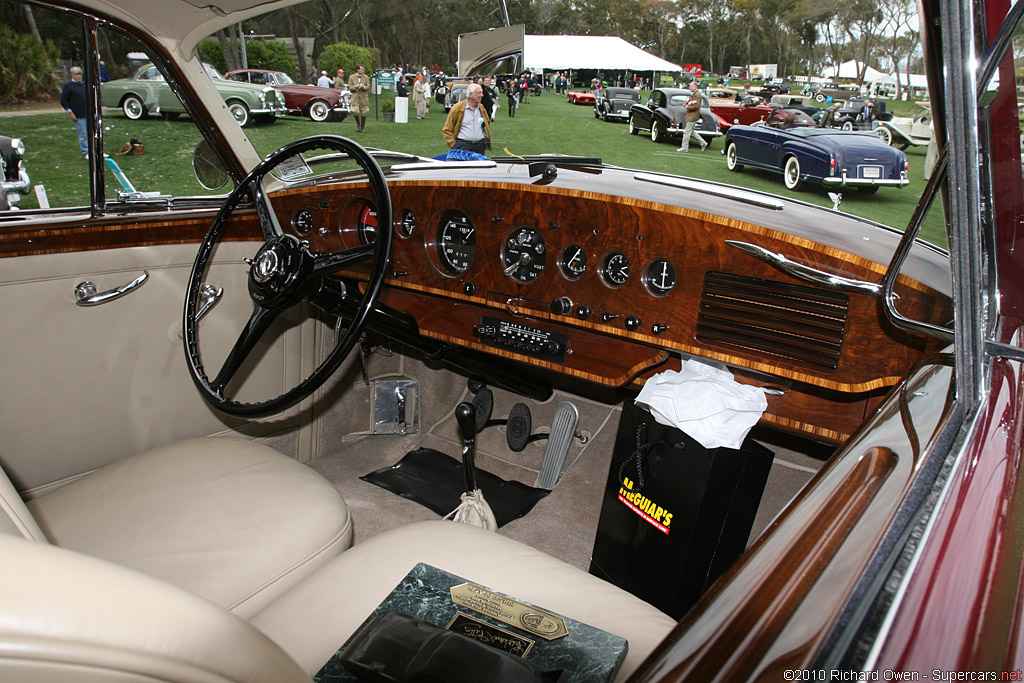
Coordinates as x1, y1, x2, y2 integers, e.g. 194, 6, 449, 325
317, 41, 374, 77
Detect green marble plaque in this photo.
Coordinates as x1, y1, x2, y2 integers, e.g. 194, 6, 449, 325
314, 562, 628, 682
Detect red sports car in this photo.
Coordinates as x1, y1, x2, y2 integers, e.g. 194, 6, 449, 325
566, 89, 596, 105
225, 68, 349, 122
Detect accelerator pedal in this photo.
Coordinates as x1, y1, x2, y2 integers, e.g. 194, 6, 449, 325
505, 403, 533, 452
471, 388, 494, 434
537, 401, 579, 489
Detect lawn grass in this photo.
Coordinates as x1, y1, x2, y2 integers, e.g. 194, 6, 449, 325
3, 89, 946, 247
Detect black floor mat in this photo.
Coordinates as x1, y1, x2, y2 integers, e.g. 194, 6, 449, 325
361, 448, 550, 528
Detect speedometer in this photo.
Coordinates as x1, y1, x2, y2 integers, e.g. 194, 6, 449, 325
502, 227, 546, 283
436, 210, 476, 274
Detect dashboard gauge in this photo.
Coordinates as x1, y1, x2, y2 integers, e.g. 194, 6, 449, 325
559, 245, 587, 280
436, 210, 476, 274
600, 252, 631, 287
502, 227, 547, 283
357, 203, 378, 244
643, 259, 677, 297
396, 209, 416, 238
292, 209, 313, 236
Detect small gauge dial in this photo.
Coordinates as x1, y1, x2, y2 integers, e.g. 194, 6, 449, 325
436, 210, 476, 274
396, 209, 416, 238
357, 203, 378, 244
643, 259, 677, 297
559, 245, 588, 280
292, 209, 313, 236
502, 227, 547, 283
600, 252, 631, 287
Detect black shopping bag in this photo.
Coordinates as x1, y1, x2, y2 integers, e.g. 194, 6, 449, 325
589, 401, 774, 619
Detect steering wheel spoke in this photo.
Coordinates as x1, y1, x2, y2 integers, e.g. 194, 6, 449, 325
184, 135, 392, 416
310, 243, 375, 278
209, 304, 279, 394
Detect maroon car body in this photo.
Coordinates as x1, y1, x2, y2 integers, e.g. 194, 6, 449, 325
225, 69, 349, 122
707, 98, 773, 131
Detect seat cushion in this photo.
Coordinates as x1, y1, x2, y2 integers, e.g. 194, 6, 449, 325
0, 534, 310, 683
250, 520, 677, 682
27, 437, 352, 618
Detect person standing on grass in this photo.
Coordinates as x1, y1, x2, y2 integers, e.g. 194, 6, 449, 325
413, 74, 428, 119
348, 64, 371, 132
442, 83, 491, 154
60, 66, 88, 157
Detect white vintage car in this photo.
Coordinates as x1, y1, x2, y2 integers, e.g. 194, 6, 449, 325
875, 102, 933, 148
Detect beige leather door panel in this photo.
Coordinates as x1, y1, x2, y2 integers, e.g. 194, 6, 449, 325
0, 243, 309, 491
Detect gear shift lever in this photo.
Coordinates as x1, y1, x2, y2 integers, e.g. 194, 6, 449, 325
455, 402, 478, 492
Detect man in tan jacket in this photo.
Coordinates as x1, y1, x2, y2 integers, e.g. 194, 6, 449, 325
441, 83, 491, 154
348, 64, 370, 132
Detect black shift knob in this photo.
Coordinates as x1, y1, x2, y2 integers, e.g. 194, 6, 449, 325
455, 402, 477, 441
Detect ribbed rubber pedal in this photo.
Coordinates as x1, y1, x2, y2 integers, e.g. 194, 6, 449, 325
505, 402, 532, 452
471, 388, 493, 434
537, 401, 579, 488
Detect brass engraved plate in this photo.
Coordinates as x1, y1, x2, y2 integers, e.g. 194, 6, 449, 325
446, 612, 535, 657
450, 582, 569, 640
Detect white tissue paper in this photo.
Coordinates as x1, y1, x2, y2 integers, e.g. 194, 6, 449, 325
635, 360, 768, 450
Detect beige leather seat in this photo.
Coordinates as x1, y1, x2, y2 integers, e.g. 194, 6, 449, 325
0, 521, 677, 682
0, 439, 676, 682
4, 437, 352, 617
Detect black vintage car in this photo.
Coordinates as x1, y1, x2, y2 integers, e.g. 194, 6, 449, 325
0, 135, 30, 210
627, 87, 723, 143
593, 86, 640, 122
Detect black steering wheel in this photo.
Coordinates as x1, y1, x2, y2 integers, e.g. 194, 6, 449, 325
184, 135, 392, 417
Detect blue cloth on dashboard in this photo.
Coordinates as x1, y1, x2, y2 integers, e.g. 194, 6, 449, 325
433, 149, 489, 161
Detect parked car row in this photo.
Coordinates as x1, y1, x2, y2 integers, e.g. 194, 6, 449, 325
101, 63, 350, 126
580, 85, 911, 194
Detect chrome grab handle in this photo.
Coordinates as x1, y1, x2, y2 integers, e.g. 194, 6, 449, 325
725, 240, 882, 296
194, 283, 223, 322
74, 271, 149, 307
178, 283, 223, 339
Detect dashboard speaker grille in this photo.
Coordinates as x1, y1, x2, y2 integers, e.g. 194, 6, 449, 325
697, 271, 849, 369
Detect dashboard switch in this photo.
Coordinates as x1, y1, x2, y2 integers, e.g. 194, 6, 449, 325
550, 297, 573, 315
463, 282, 477, 296
652, 323, 670, 335
625, 316, 641, 331
601, 313, 620, 323
576, 304, 592, 320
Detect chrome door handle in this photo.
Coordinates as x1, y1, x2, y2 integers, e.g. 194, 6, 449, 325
74, 271, 149, 306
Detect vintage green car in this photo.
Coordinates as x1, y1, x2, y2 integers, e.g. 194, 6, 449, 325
101, 62, 287, 126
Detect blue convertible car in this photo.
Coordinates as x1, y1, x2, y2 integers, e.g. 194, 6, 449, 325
723, 108, 909, 193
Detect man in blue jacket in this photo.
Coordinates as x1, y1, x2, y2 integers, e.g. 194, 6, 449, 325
60, 66, 88, 157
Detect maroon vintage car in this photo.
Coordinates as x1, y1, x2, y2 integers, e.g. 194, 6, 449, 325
706, 97, 774, 131
225, 68, 349, 122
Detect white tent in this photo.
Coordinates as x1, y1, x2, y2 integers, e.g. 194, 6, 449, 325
522, 35, 682, 72
822, 60, 889, 82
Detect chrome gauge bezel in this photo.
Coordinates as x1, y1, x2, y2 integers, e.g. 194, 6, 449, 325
599, 251, 631, 288
291, 209, 313, 236
501, 226, 547, 284
559, 244, 588, 280
435, 210, 476, 275
642, 258, 677, 297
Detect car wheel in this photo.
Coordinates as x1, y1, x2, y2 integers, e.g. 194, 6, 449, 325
602, 108, 609, 122
122, 94, 148, 120
254, 115, 277, 125
841, 120, 854, 131
307, 99, 331, 122
651, 120, 665, 143
783, 156, 804, 191
726, 142, 743, 171
876, 127, 892, 145
594, 107, 600, 119
629, 115, 639, 135
227, 101, 250, 127
815, 93, 825, 102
